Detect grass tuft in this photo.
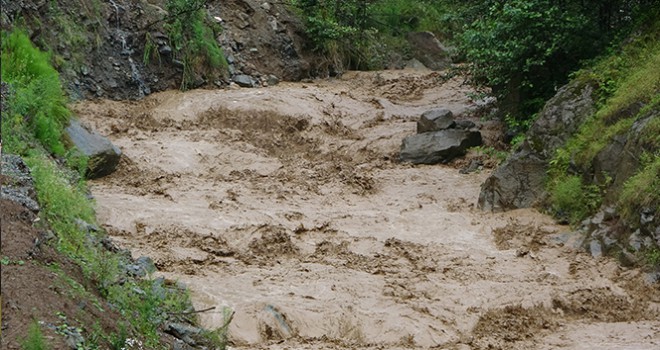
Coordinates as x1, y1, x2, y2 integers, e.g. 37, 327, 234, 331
21, 321, 50, 350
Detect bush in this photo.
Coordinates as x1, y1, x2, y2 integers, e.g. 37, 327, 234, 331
550, 175, 602, 225
163, 0, 228, 89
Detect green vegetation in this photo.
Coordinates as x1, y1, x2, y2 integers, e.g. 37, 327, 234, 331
293, 0, 659, 139
2, 29, 225, 348
471, 145, 508, 165
644, 247, 660, 267
21, 322, 50, 350
620, 153, 660, 227
161, 0, 228, 89
546, 19, 659, 226
290, 0, 454, 70
1, 256, 26, 265
1, 30, 70, 156
549, 175, 604, 225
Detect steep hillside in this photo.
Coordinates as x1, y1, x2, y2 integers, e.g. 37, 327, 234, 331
480, 20, 660, 270
0, 0, 312, 100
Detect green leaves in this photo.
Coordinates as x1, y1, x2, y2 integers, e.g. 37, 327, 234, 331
458, 0, 626, 121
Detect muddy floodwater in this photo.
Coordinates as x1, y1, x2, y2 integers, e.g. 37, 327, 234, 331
74, 70, 660, 349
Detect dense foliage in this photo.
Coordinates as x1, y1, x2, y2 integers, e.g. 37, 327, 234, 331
458, 0, 659, 126
294, 0, 659, 132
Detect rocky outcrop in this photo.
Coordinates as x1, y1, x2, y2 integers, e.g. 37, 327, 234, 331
478, 80, 597, 211
65, 120, 121, 179
406, 32, 452, 71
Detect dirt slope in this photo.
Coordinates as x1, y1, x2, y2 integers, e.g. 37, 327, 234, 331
74, 70, 660, 349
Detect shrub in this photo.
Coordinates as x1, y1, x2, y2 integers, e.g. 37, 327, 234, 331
163, 0, 228, 89
550, 175, 602, 225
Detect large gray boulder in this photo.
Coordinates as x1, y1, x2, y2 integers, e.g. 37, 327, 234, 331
417, 108, 456, 133
233, 74, 257, 88
65, 120, 121, 179
478, 146, 547, 211
400, 129, 482, 164
478, 80, 596, 211
406, 32, 452, 71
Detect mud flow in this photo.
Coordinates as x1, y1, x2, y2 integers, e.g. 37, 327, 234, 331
75, 70, 660, 349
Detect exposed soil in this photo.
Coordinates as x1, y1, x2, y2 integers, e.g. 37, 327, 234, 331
1, 0, 312, 101
74, 69, 660, 349
0, 195, 120, 349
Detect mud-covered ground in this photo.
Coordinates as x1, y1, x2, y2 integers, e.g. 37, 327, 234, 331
74, 69, 660, 349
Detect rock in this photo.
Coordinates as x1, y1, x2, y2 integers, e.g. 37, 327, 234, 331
603, 206, 617, 220
404, 58, 428, 70
589, 240, 602, 258
400, 129, 482, 165
1, 154, 40, 212
591, 211, 605, 227
641, 207, 655, 226
172, 59, 185, 68
455, 120, 476, 130
406, 32, 452, 71
644, 272, 660, 285
60, 326, 84, 349
267, 74, 279, 86
629, 229, 644, 251
233, 74, 256, 88
65, 120, 121, 179
478, 145, 547, 211
261, 304, 293, 339
261, 2, 272, 11
123, 256, 157, 277
158, 45, 172, 55
417, 108, 456, 133
165, 322, 203, 346
237, 12, 251, 29
479, 79, 596, 211
459, 160, 483, 174
526, 80, 597, 158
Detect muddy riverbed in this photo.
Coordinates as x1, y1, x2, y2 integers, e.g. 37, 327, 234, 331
74, 69, 660, 349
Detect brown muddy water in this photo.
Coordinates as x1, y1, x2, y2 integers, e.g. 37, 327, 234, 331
74, 70, 660, 349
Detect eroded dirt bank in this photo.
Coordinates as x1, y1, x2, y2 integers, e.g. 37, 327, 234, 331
74, 70, 660, 349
